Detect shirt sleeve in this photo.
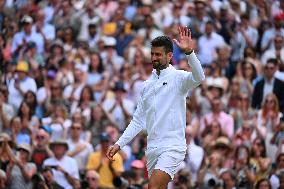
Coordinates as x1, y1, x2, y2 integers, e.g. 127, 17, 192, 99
115, 93, 146, 149
180, 52, 205, 94
86, 153, 99, 170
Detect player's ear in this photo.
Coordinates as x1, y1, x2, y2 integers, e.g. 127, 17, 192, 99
167, 52, 173, 62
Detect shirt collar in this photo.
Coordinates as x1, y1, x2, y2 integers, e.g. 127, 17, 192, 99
152, 64, 175, 79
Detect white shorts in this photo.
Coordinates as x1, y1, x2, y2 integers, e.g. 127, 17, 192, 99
145, 147, 186, 180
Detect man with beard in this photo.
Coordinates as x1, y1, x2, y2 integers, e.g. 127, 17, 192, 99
107, 26, 205, 189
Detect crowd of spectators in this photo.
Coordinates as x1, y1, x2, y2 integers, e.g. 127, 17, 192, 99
0, 0, 284, 188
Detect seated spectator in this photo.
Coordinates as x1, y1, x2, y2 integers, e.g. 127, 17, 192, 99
86, 132, 124, 188
130, 160, 145, 186
43, 139, 80, 189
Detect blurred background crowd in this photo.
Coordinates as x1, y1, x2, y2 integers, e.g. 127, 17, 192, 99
0, 0, 284, 188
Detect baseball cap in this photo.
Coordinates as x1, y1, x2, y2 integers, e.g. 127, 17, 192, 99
21, 15, 33, 24
16, 61, 29, 72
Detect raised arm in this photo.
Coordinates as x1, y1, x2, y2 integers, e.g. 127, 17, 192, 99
173, 26, 205, 91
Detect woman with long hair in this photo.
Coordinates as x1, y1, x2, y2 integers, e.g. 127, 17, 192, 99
257, 93, 283, 160
87, 52, 109, 102
250, 137, 271, 180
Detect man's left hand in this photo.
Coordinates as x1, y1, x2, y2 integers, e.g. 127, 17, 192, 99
173, 26, 194, 53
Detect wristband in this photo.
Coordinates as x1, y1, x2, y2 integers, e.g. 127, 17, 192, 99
185, 50, 194, 55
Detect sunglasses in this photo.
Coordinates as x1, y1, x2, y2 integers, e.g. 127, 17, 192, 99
36, 135, 45, 140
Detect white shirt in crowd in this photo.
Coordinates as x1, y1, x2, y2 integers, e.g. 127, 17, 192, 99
197, 32, 225, 65
43, 156, 79, 189
67, 139, 94, 171
8, 76, 37, 111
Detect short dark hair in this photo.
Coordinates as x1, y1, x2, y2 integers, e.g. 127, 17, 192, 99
151, 36, 173, 54
266, 58, 278, 66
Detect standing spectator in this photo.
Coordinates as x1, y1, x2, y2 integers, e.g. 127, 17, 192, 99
8, 61, 37, 111
252, 58, 284, 111
43, 139, 80, 189
66, 122, 93, 175
6, 143, 37, 189
86, 132, 124, 188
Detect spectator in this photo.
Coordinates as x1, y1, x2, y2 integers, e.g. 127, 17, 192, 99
43, 139, 80, 189
41, 167, 64, 189
86, 132, 124, 188
197, 20, 226, 65
0, 87, 15, 132
31, 128, 53, 171
8, 61, 37, 111
85, 170, 100, 189
220, 168, 237, 189
66, 122, 93, 174
252, 58, 284, 111
6, 143, 37, 189
200, 97, 234, 138
0, 169, 7, 189
254, 178, 272, 189
103, 81, 135, 132
11, 15, 44, 55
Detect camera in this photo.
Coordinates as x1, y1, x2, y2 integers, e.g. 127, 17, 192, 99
237, 173, 249, 189
31, 173, 46, 189
113, 176, 129, 189
207, 177, 222, 188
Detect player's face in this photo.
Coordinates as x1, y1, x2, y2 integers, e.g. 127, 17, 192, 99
151, 47, 172, 70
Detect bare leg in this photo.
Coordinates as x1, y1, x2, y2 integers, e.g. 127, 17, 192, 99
148, 169, 171, 189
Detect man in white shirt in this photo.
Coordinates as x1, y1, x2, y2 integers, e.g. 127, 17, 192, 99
197, 20, 226, 65
8, 61, 37, 111
107, 27, 205, 189
43, 139, 80, 189
66, 122, 93, 173
11, 15, 45, 55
